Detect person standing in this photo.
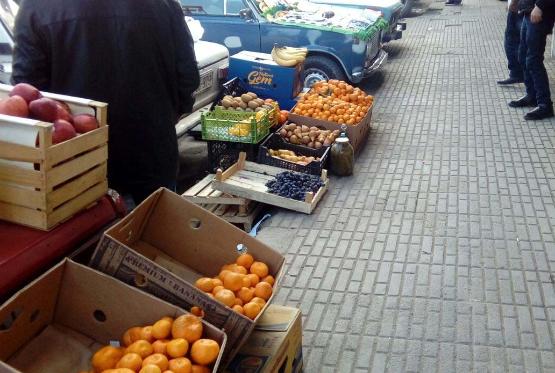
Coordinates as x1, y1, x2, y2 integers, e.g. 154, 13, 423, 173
12, 0, 200, 204
498, 0, 525, 85
509, 0, 555, 120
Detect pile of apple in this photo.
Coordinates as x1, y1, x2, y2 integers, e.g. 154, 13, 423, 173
1, 83, 99, 145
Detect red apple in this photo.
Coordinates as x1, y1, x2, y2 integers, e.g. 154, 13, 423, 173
52, 119, 76, 144
0, 95, 29, 117
72, 113, 99, 133
55, 104, 73, 123
29, 97, 59, 122
9, 83, 42, 104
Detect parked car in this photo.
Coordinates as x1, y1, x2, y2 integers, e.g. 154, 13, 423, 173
179, 0, 388, 87
308, 0, 406, 42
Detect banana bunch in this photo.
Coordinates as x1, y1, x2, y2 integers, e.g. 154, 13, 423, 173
271, 45, 308, 67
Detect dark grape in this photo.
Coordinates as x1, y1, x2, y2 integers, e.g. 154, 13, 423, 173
265, 172, 324, 201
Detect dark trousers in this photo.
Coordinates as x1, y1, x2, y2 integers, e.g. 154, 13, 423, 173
519, 15, 553, 107
504, 11, 524, 79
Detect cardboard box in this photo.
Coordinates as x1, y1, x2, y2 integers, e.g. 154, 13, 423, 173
288, 104, 373, 154
229, 51, 303, 101
225, 305, 303, 373
89, 188, 285, 366
0, 259, 226, 373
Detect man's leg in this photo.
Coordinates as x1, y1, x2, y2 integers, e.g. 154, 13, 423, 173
509, 17, 537, 107
501, 12, 524, 83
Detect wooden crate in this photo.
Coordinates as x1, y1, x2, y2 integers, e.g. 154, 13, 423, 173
0, 84, 108, 230
183, 174, 261, 231
213, 153, 328, 214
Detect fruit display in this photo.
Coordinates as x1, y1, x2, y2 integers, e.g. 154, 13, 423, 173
194, 253, 275, 320
292, 80, 373, 125
279, 122, 339, 149
267, 149, 320, 165
218, 93, 274, 113
85, 314, 220, 373
266, 171, 325, 200
270, 45, 308, 67
0, 83, 99, 144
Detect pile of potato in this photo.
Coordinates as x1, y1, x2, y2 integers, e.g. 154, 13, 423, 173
219, 93, 274, 112
279, 123, 340, 149
268, 149, 320, 165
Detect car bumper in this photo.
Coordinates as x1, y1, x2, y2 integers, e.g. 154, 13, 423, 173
352, 50, 388, 82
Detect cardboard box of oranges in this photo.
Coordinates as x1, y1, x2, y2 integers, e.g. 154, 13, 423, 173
89, 188, 285, 367
0, 259, 226, 373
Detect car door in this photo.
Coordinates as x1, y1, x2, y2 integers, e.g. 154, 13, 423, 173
180, 0, 261, 55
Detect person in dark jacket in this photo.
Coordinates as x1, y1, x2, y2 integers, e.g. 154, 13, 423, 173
509, 0, 555, 120
12, 0, 200, 204
498, 0, 524, 85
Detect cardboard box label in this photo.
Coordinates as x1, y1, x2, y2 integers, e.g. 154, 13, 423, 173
247, 67, 274, 89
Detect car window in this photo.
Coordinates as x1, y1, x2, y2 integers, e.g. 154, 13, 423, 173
225, 0, 246, 14
180, 0, 223, 15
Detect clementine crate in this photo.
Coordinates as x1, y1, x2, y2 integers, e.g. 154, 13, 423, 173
0, 84, 108, 230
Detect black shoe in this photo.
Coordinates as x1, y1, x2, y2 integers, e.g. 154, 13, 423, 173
509, 96, 537, 108
497, 77, 524, 85
524, 106, 554, 120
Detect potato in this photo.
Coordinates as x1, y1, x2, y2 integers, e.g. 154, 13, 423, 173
302, 136, 310, 144
307, 141, 314, 148
301, 125, 309, 132
310, 126, 319, 131
290, 135, 299, 144
293, 128, 302, 137
279, 128, 287, 137
287, 131, 293, 138
323, 138, 332, 146
314, 141, 322, 149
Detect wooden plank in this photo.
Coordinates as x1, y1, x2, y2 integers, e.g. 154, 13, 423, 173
242, 161, 284, 177
0, 184, 45, 210
239, 169, 275, 182
0, 140, 43, 162
183, 174, 214, 196
226, 176, 269, 193
198, 183, 215, 197
46, 180, 108, 228
0, 201, 47, 230
46, 163, 107, 210
92, 101, 109, 127
47, 126, 108, 166
46, 145, 107, 189
0, 164, 43, 188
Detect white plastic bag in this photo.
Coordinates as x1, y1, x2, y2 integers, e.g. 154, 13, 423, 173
185, 16, 204, 42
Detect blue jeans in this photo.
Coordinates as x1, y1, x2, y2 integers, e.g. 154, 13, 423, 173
519, 15, 553, 107
504, 11, 524, 79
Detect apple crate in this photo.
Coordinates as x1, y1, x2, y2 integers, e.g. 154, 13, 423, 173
0, 84, 108, 230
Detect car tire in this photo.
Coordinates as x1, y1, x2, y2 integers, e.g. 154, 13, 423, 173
303, 55, 347, 88
400, 0, 414, 18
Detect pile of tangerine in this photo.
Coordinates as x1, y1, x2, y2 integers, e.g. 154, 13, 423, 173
82, 314, 219, 373
194, 253, 274, 320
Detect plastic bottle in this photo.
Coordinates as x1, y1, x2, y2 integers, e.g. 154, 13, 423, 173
330, 125, 354, 176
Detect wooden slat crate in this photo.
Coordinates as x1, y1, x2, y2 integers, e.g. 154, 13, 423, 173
0, 84, 108, 230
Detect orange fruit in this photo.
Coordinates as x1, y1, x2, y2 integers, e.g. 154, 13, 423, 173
166, 338, 189, 358
250, 262, 269, 278
233, 297, 243, 306
152, 339, 169, 355
223, 272, 243, 291
168, 357, 192, 373
190, 339, 220, 366
251, 297, 266, 306
139, 365, 162, 373
232, 305, 244, 315
172, 314, 203, 343
122, 327, 143, 347
214, 288, 235, 307
116, 353, 143, 371
261, 275, 275, 286
162, 316, 174, 323
246, 274, 259, 286
232, 265, 248, 275
212, 285, 224, 295
218, 270, 231, 281
140, 326, 155, 343
142, 354, 168, 371
126, 340, 154, 358
194, 278, 215, 293
236, 254, 254, 269
190, 306, 204, 318
254, 281, 273, 300
191, 365, 211, 373
242, 275, 251, 288
212, 278, 223, 287
243, 302, 262, 320
92, 346, 124, 372
152, 319, 173, 340
237, 287, 254, 303
102, 369, 135, 373
161, 371, 175, 373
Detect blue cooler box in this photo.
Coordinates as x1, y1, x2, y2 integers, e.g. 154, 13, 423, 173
229, 51, 303, 103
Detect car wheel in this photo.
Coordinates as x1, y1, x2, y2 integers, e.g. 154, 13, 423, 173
303, 56, 347, 88
400, 0, 414, 18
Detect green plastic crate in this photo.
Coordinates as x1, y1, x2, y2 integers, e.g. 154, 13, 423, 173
201, 110, 271, 144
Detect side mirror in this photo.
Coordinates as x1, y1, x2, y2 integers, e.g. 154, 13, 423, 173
239, 8, 254, 19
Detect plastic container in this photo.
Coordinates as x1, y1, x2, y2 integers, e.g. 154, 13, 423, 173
330, 134, 354, 176
201, 110, 271, 143
208, 140, 262, 173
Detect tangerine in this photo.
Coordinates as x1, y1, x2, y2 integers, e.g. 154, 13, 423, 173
243, 302, 262, 320
237, 287, 254, 303
194, 278, 214, 293
232, 305, 244, 314
122, 327, 143, 347
233, 297, 243, 306
223, 272, 243, 291
126, 340, 154, 358
251, 297, 266, 306
214, 288, 236, 307
167, 338, 189, 358
212, 285, 224, 295
152, 339, 169, 355
190, 339, 220, 366
242, 276, 251, 288
218, 270, 231, 281
246, 274, 260, 286
212, 278, 223, 287
190, 306, 204, 318
254, 281, 272, 300
142, 354, 169, 371
101, 369, 135, 373
152, 319, 172, 340
168, 357, 193, 373
228, 264, 248, 275
116, 353, 143, 371
191, 365, 211, 373
139, 365, 162, 373
250, 262, 269, 278
172, 314, 203, 343
236, 253, 254, 269
92, 346, 124, 372
140, 326, 155, 343
261, 275, 275, 286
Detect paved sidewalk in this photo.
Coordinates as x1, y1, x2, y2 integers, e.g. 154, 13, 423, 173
257, 0, 555, 371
